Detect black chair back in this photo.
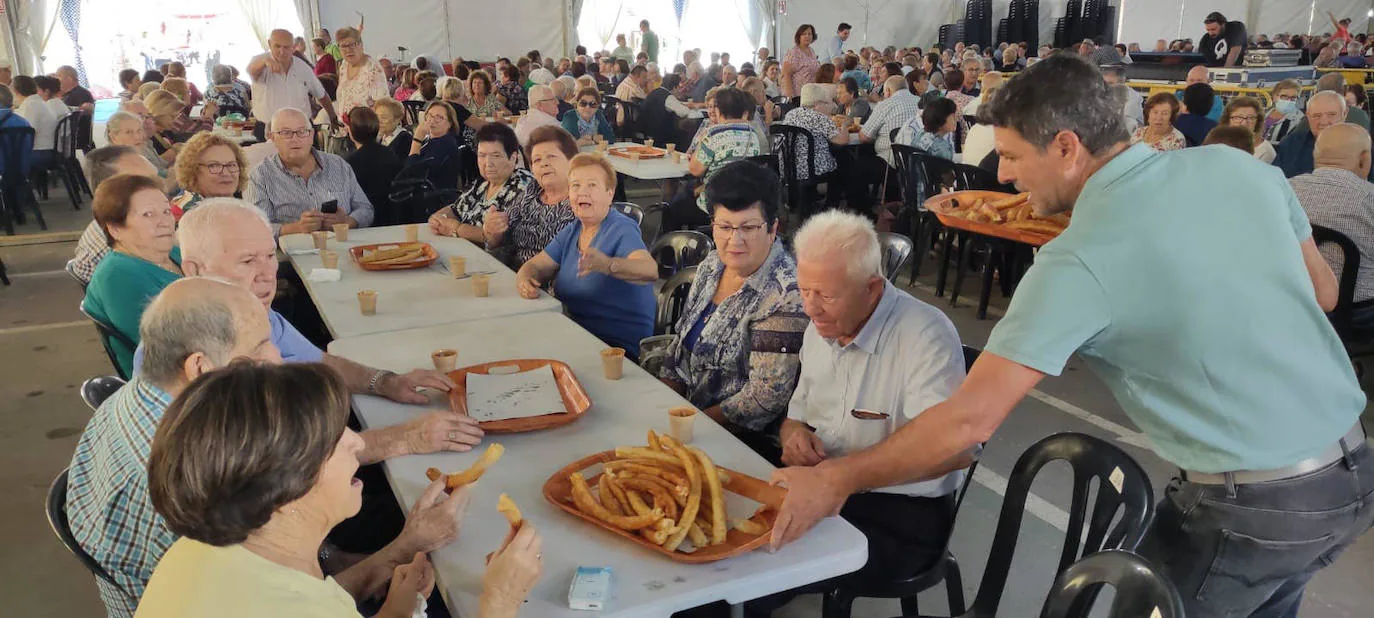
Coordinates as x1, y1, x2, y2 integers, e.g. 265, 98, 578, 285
971, 432, 1155, 617
1039, 550, 1185, 618
619, 99, 644, 140
891, 144, 928, 211
46, 468, 137, 604
655, 266, 699, 334
456, 144, 479, 190
744, 153, 779, 176
80, 376, 126, 412
612, 202, 645, 225
65, 259, 87, 290
911, 148, 958, 196
649, 230, 714, 278
402, 100, 427, 127
80, 304, 135, 380
955, 162, 1014, 193
878, 232, 914, 282
54, 112, 81, 162
637, 334, 676, 377
1313, 224, 1362, 341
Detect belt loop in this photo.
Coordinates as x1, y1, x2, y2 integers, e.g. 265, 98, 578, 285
1340, 438, 1357, 470
1223, 472, 1237, 498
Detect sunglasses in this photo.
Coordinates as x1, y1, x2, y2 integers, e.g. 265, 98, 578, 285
578, 100, 599, 108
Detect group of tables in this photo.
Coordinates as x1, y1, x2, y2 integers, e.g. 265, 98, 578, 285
280, 225, 866, 617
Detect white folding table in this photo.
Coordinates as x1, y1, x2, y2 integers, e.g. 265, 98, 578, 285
328, 311, 867, 618
278, 225, 562, 339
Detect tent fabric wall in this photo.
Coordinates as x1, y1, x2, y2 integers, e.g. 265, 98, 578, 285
321, 0, 562, 64
779, 0, 960, 53
6, 0, 52, 75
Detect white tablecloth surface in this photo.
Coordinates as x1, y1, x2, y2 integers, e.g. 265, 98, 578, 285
328, 311, 867, 617
583, 142, 692, 181
279, 225, 562, 339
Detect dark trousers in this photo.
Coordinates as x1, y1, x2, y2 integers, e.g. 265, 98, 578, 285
663, 181, 711, 232
679, 491, 953, 617
1138, 440, 1374, 618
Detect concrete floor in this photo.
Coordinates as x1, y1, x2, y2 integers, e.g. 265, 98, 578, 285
2, 191, 1371, 617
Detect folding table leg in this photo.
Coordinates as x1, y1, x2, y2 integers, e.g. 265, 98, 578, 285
935, 229, 959, 297
950, 233, 975, 308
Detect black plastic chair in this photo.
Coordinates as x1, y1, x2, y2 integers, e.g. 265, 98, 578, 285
655, 266, 699, 335
619, 99, 645, 141
0, 125, 48, 234
878, 232, 914, 282
770, 123, 836, 218
649, 230, 714, 278
637, 334, 676, 377
1312, 225, 1374, 373
891, 144, 951, 287
65, 259, 87, 290
80, 376, 126, 411
80, 304, 134, 380
1039, 550, 1185, 618
612, 201, 645, 225
47, 468, 137, 606
401, 100, 427, 128
954, 163, 1014, 193
898, 432, 1155, 618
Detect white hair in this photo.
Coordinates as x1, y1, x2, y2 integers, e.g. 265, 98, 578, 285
269, 106, 310, 132
1310, 89, 1348, 112
178, 198, 271, 264
793, 210, 882, 283
104, 111, 141, 139
553, 75, 577, 97
528, 85, 554, 105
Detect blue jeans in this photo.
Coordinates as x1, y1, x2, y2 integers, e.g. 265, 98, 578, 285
1139, 439, 1374, 618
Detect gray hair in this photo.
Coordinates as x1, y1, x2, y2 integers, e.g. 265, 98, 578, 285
528, 85, 554, 105
139, 277, 244, 387
83, 145, 140, 189
979, 54, 1128, 155
793, 210, 882, 282
269, 106, 310, 132
552, 75, 576, 97
178, 198, 271, 265
1316, 72, 1346, 93
1309, 89, 1348, 113
212, 64, 234, 86
104, 111, 141, 141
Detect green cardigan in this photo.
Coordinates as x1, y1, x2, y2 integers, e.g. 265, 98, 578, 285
82, 247, 183, 376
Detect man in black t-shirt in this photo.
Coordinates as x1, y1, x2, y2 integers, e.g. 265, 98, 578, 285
56, 65, 94, 111
1199, 12, 1247, 67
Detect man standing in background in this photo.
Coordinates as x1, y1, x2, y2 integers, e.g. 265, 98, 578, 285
824, 23, 852, 63
640, 20, 659, 64
1200, 11, 1247, 67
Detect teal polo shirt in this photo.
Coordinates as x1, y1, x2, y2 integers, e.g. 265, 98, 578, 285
986, 143, 1364, 473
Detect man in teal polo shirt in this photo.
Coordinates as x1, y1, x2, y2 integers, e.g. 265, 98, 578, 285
767, 54, 1372, 618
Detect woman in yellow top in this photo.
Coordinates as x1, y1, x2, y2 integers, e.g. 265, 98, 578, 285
137, 362, 544, 618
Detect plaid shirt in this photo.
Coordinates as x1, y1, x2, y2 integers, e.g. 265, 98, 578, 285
1291, 167, 1374, 302
861, 89, 922, 166
67, 377, 177, 618
72, 220, 108, 285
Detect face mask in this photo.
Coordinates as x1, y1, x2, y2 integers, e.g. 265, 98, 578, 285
1275, 99, 1298, 115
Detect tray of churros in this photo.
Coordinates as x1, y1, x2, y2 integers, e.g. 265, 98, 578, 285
543, 431, 784, 564
925, 190, 1070, 245
349, 242, 440, 270
607, 145, 667, 159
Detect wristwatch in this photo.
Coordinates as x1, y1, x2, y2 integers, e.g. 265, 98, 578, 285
367, 369, 396, 395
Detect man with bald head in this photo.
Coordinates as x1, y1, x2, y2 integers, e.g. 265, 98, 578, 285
248, 107, 373, 236
1181, 65, 1224, 121
1290, 123, 1374, 323
1275, 90, 1352, 178
246, 29, 338, 135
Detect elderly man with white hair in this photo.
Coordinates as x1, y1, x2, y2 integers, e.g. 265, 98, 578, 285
248, 107, 373, 237
68, 277, 473, 618
1275, 90, 1352, 179
747, 210, 970, 612
516, 84, 564, 146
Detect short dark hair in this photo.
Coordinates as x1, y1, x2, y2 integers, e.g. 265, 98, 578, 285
705, 160, 780, 225
1204, 12, 1226, 25
525, 125, 580, 162
575, 45, 587, 55
0, 85, 10, 108
475, 122, 521, 157
630, 65, 647, 78
141, 70, 164, 84
149, 362, 351, 546
617, 59, 632, 74
844, 55, 859, 71
660, 73, 682, 91
1203, 125, 1255, 153
714, 87, 752, 119
34, 75, 61, 94
502, 64, 520, 83
841, 76, 860, 96
576, 86, 601, 105
884, 62, 903, 78
922, 97, 959, 133
794, 24, 817, 46
347, 106, 381, 144
978, 54, 1128, 155
944, 69, 965, 91
640, 19, 650, 28
571, 61, 587, 78
838, 23, 852, 32
905, 69, 927, 94
1182, 82, 1214, 115
119, 69, 141, 88
11, 75, 36, 97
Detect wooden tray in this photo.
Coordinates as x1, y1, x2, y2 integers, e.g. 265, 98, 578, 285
607, 145, 667, 159
349, 242, 440, 271
543, 450, 786, 563
446, 359, 591, 433
925, 190, 1061, 246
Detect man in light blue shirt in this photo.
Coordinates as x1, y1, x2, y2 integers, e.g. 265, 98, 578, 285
768, 55, 1372, 618
823, 23, 851, 64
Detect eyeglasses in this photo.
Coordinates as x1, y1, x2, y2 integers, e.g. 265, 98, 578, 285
200, 162, 241, 174
274, 129, 313, 139
340, 41, 361, 50
1230, 114, 1259, 123
712, 221, 767, 238
578, 100, 599, 108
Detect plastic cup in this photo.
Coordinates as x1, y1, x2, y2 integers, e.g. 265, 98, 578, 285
668, 406, 697, 442
319, 250, 339, 269
333, 223, 349, 241
311, 231, 328, 250
432, 349, 458, 373
666, 143, 677, 154
404, 224, 419, 242
601, 347, 625, 380
448, 255, 467, 277
644, 138, 655, 148
357, 290, 378, 315
630, 152, 641, 162
471, 274, 491, 297
672, 152, 683, 164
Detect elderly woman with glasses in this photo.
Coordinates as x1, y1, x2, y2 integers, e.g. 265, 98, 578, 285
137, 362, 544, 618
516, 153, 657, 356
429, 122, 532, 243
559, 87, 615, 146
660, 161, 806, 462
484, 126, 578, 269
105, 109, 176, 180
1221, 96, 1277, 163
404, 101, 465, 192
170, 132, 251, 216
333, 27, 390, 118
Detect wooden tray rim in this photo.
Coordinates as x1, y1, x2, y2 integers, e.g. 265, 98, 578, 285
445, 359, 591, 433
348, 241, 440, 271
607, 146, 668, 159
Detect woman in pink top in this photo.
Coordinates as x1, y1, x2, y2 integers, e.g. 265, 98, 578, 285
1328, 11, 1353, 44
782, 24, 820, 100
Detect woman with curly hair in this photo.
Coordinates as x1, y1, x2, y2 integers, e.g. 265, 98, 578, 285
170, 132, 250, 216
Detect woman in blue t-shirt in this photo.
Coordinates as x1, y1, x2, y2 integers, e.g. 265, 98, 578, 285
516, 153, 657, 357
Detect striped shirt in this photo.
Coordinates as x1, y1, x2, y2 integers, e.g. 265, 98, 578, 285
67, 377, 178, 617
248, 150, 375, 236
495, 180, 575, 268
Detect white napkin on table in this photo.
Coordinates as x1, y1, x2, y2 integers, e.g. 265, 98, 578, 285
307, 268, 341, 282
286, 247, 319, 256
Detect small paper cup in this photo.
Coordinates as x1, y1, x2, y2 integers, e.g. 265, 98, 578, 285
601, 347, 626, 380
319, 250, 339, 269
357, 290, 378, 316
668, 406, 697, 442
644, 138, 655, 148
431, 348, 458, 373
672, 152, 683, 164
311, 231, 328, 250
332, 223, 349, 241
666, 143, 677, 153
471, 274, 491, 297
448, 255, 467, 277
404, 224, 419, 242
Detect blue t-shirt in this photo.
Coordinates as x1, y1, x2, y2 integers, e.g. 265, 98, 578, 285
131, 309, 322, 373
543, 210, 655, 356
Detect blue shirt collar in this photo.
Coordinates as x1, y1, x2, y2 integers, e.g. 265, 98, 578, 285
840, 280, 899, 354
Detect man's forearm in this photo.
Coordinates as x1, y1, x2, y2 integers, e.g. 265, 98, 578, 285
831, 397, 987, 493
1226, 48, 1242, 67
